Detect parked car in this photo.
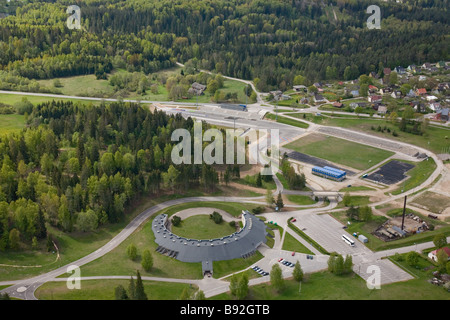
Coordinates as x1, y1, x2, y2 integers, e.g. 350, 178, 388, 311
292, 251, 295, 256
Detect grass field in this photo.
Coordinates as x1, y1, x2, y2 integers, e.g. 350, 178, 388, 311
282, 231, 315, 255
288, 114, 450, 155
37, 74, 114, 97
0, 92, 103, 106
265, 113, 309, 129
284, 133, 394, 170
211, 268, 449, 300
0, 114, 26, 134
35, 279, 198, 300
286, 195, 317, 205
172, 215, 236, 240
411, 191, 450, 214
337, 195, 371, 208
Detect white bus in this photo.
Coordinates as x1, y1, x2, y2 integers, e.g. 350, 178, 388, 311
342, 234, 355, 247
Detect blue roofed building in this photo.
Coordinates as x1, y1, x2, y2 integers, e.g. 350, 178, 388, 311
312, 166, 346, 181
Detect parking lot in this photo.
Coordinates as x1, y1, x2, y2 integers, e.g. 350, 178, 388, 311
367, 160, 415, 185
289, 212, 414, 285
291, 213, 371, 256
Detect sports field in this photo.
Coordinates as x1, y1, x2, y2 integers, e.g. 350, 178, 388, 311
284, 133, 394, 171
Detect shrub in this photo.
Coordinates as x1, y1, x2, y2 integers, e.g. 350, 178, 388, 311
14, 98, 33, 115
126, 243, 138, 261
172, 215, 182, 227
252, 206, 265, 214
210, 211, 223, 224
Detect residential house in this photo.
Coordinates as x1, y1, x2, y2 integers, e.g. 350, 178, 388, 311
368, 95, 383, 103
407, 65, 419, 73
391, 91, 402, 99
372, 102, 385, 111
350, 90, 359, 97
422, 62, 432, 70
428, 102, 441, 112
332, 102, 343, 108
368, 85, 378, 93
406, 89, 417, 98
436, 82, 449, 93
416, 88, 427, 96
188, 82, 207, 96
429, 66, 439, 73
394, 66, 406, 74
428, 247, 450, 262
379, 87, 392, 95
278, 94, 291, 101
437, 61, 446, 68
293, 85, 307, 92
419, 75, 427, 81
383, 68, 391, 76
314, 94, 325, 103
299, 97, 309, 104
349, 102, 368, 109
369, 72, 379, 79
313, 82, 323, 89
436, 108, 449, 122
377, 105, 388, 115
409, 101, 424, 113
269, 90, 282, 100
426, 95, 438, 102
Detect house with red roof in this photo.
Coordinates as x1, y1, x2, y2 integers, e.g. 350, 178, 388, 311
416, 88, 427, 95
368, 95, 383, 103
428, 247, 450, 262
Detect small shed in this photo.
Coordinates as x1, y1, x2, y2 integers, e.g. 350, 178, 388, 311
358, 235, 368, 243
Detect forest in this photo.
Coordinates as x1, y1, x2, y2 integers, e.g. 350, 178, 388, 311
0, 0, 448, 92
0, 100, 242, 251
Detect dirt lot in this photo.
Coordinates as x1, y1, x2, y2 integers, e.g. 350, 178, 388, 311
389, 215, 427, 234
411, 191, 450, 214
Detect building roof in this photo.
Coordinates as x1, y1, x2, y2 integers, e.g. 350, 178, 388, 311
314, 94, 325, 101
417, 88, 427, 94
431, 247, 450, 257
152, 211, 267, 264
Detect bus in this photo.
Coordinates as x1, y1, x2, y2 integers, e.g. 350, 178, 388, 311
342, 234, 355, 247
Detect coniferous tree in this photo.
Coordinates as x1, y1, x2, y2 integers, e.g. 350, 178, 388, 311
134, 270, 148, 300
276, 192, 284, 211
128, 276, 136, 300
114, 285, 129, 300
